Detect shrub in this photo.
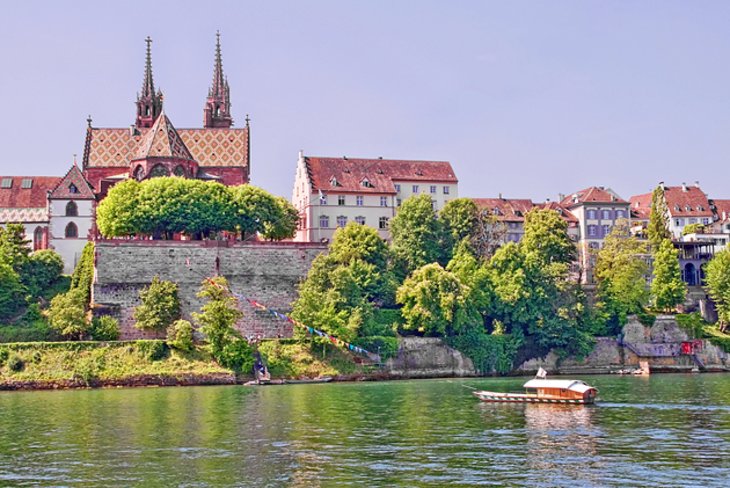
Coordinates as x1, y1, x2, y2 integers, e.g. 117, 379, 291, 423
446, 329, 522, 375
90, 316, 120, 341
47, 289, 89, 339
7, 354, 24, 372
217, 339, 254, 372
0, 262, 25, 322
361, 309, 399, 337
0, 320, 57, 343
20, 250, 64, 297
0, 347, 8, 365
134, 277, 181, 332
32, 350, 42, 364
167, 319, 194, 351
136, 340, 169, 361
637, 310, 657, 326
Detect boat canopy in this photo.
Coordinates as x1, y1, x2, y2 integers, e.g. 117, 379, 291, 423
522, 379, 594, 394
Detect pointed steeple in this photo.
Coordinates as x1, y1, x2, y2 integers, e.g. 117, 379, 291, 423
203, 31, 233, 128
135, 36, 163, 129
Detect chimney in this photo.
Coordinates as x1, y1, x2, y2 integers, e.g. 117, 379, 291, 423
723, 211, 728, 220
682, 182, 688, 192
694, 180, 700, 188
558, 193, 565, 202
498, 192, 502, 199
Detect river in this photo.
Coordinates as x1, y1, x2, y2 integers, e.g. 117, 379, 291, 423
1, 374, 729, 487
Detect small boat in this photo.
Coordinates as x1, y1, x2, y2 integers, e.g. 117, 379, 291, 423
473, 377, 598, 405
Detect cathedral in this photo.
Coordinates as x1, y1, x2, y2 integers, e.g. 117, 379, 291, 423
0, 34, 250, 273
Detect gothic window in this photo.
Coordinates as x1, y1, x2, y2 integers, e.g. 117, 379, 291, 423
33, 227, 44, 251
173, 166, 186, 177
149, 165, 170, 178
65, 222, 78, 238
65, 201, 78, 217
134, 165, 145, 181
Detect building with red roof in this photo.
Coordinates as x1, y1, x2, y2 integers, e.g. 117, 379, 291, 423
292, 152, 458, 242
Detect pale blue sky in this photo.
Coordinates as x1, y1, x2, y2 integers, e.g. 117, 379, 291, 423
1, 1, 729, 201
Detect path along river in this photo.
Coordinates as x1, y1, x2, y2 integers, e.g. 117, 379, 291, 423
1, 374, 730, 487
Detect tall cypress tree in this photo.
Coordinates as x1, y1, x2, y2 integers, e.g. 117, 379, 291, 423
651, 239, 686, 312
648, 185, 671, 248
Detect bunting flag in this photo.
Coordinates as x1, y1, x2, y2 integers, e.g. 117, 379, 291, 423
204, 277, 379, 361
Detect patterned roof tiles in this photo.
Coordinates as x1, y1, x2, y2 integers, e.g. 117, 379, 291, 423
49, 165, 95, 200
0, 207, 48, 223
305, 156, 457, 193
133, 111, 195, 161
0, 176, 60, 209
83, 126, 249, 169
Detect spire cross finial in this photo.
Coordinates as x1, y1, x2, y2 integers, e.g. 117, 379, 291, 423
142, 36, 154, 96
86, 115, 92, 127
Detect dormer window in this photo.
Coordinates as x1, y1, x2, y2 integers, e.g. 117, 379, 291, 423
493, 207, 502, 216
330, 176, 339, 187
674, 204, 681, 211
68, 184, 79, 194
697, 205, 704, 211
685, 204, 692, 211
361, 178, 372, 188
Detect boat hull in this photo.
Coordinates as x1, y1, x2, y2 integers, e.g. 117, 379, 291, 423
473, 391, 594, 404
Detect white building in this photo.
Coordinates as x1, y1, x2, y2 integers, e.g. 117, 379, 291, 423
292, 152, 458, 242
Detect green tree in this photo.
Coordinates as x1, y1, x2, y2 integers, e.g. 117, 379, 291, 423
446, 243, 493, 325
439, 198, 479, 244
521, 208, 576, 266
0, 262, 25, 321
133, 276, 181, 332
648, 185, 671, 248
167, 319, 195, 351
594, 220, 650, 328
70, 242, 95, 306
328, 221, 390, 269
230, 185, 280, 239
396, 263, 475, 336
20, 250, 64, 297
261, 196, 299, 241
650, 239, 686, 312
705, 248, 730, 332
89, 315, 120, 341
47, 288, 89, 339
95, 179, 142, 237
0, 223, 31, 272
389, 194, 445, 277
192, 276, 243, 358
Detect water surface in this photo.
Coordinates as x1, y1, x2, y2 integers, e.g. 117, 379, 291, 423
1, 374, 729, 486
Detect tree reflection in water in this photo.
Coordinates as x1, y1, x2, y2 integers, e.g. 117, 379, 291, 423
524, 404, 603, 485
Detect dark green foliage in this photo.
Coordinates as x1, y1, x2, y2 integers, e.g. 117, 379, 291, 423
134, 277, 181, 332
217, 338, 254, 372
0, 224, 31, 271
136, 340, 169, 361
361, 309, 399, 337
7, 354, 24, 372
675, 313, 707, 339
636, 310, 657, 326
90, 316, 120, 341
0, 320, 57, 343
20, 250, 64, 297
651, 239, 686, 311
648, 186, 671, 249
446, 329, 522, 375
261, 196, 299, 241
356, 336, 399, 360
439, 198, 479, 246
0, 262, 25, 321
167, 319, 195, 351
70, 242, 95, 306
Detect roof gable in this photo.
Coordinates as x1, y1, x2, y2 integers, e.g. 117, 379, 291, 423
49, 165, 95, 200
133, 111, 195, 161
561, 186, 627, 206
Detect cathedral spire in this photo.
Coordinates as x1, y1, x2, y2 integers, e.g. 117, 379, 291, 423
204, 31, 233, 128
135, 36, 163, 129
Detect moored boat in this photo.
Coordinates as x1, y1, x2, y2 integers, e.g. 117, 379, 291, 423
473, 378, 598, 404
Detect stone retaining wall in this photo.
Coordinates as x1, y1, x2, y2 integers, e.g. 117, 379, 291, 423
92, 240, 326, 340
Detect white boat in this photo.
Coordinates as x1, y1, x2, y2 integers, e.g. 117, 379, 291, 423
473, 378, 598, 404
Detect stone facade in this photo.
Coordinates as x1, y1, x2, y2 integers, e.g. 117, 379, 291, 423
93, 240, 326, 340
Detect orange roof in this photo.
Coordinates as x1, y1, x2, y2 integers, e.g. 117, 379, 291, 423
0, 176, 60, 208
663, 186, 712, 218
561, 186, 627, 207
712, 199, 730, 221
305, 156, 457, 193
542, 201, 579, 223
629, 192, 652, 220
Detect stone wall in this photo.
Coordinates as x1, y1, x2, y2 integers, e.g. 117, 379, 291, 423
384, 337, 476, 378
92, 240, 326, 340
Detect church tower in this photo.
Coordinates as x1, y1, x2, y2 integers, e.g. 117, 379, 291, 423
135, 36, 163, 129
203, 32, 233, 128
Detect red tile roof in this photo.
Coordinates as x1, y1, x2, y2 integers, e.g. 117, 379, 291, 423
542, 201, 579, 224
473, 198, 536, 222
49, 165, 95, 200
561, 186, 627, 207
629, 192, 652, 221
133, 111, 195, 161
0, 176, 60, 209
305, 156, 457, 193
663, 186, 713, 218
712, 199, 730, 222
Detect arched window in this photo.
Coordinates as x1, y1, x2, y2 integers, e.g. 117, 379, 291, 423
65, 222, 78, 238
149, 165, 170, 178
173, 165, 186, 177
33, 227, 44, 251
65, 201, 78, 216
134, 165, 145, 181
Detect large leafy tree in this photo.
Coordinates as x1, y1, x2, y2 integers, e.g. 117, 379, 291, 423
521, 208, 576, 266
20, 250, 64, 297
389, 194, 445, 277
439, 198, 479, 244
0, 224, 31, 272
705, 248, 730, 332
134, 276, 181, 332
261, 196, 299, 241
230, 185, 280, 240
396, 263, 475, 336
192, 276, 243, 358
650, 239, 686, 312
648, 185, 671, 248
0, 262, 25, 321
595, 220, 650, 328
96, 179, 143, 237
